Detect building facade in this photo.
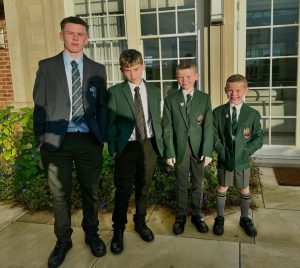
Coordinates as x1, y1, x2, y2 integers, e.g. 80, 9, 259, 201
2, 0, 300, 163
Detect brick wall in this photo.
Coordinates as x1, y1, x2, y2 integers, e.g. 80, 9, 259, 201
0, 19, 13, 109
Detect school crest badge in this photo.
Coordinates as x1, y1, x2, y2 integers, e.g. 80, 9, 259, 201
243, 128, 251, 139
89, 86, 97, 98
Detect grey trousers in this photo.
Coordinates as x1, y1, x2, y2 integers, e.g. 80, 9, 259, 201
175, 142, 204, 216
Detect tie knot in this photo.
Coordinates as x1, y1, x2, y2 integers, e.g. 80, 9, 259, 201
187, 94, 192, 101
134, 86, 140, 93
71, 60, 78, 68
232, 106, 237, 112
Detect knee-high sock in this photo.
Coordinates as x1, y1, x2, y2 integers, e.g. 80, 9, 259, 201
216, 191, 226, 217
240, 193, 251, 218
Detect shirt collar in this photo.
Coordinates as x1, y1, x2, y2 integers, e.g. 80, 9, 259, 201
63, 51, 84, 65
182, 88, 195, 97
230, 101, 243, 111
128, 80, 145, 91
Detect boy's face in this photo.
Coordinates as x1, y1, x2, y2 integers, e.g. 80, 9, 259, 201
177, 68, 199, 92
225, 81, 249, 105
60, 23, 88, 58
122, 63, 145, 85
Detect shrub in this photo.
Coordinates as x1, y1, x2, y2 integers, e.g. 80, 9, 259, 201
0, 107, 259, 213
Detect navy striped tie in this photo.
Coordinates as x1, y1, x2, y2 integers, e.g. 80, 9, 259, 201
71, 60, 84, 125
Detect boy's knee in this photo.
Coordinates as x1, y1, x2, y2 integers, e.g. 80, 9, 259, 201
216, 185, 228, 193
239, 186, 250, 195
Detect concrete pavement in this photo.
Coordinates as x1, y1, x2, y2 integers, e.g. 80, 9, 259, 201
0, 167, 300, 268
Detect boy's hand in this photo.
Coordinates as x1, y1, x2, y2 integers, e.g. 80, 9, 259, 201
166, 158, 176, 167
199, 156, 212, 167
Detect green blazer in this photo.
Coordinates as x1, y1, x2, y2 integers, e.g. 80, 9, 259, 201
213, 102, 264, 172
162, 89, 214, 164
107, 80, 163, 157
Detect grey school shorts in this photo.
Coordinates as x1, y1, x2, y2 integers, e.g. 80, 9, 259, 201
217, 167, 250, 189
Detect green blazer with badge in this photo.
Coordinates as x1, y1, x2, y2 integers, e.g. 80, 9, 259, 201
107, 80, 163, 157
213, 102, 264, 172
163, 89, 214, 164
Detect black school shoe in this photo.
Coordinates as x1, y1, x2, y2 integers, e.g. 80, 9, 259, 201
134, 221, 154, 242
48, 239, 72, 268
110, 229, 124, 254
191, 215, 209, 233
173, 215, 186, 235
85, 234, 106, 257
239, 217, 257, 237
213, 216, 224, 235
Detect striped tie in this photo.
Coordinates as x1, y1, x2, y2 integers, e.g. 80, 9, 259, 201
232, 106, 237, 136
186, 93, 192, 125
134, 86, 147, 141
71, 60, 84, 125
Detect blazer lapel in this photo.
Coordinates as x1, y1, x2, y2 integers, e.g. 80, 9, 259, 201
237, 103, 249, 133
177, 91, 188, 128
82, 55, 90, 110
56, 53, 69, 100
122, 82, 135, 116
190, 89, 201, 125
222, 102, 232, 136
145, 82, 157, 120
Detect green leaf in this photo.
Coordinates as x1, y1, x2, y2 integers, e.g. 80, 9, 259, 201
4, 151, 11, 160
3, 128, 10, 135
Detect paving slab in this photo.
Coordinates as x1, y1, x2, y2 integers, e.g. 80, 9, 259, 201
0, 221, 111, 268
0, 201, 27, 231
241, 243, 300, 268
148, 206, 254, 243
17, 209, 53, 224
260, 167, 300, 210
47, 205, 156, 232
95, 232, 239, 268
254, 208, 300, 248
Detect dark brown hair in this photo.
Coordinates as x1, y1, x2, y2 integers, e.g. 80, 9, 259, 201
119, 49, 144, 70
176, 60, 198, 74
60, 16, 89, 32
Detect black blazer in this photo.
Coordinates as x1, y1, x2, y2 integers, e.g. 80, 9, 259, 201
33, 52, 107, 151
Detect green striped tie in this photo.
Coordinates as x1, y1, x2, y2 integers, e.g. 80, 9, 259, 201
186, 93, 192, 125
232, 106, 237, 136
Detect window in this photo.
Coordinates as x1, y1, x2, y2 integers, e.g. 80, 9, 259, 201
244, 0, 299, 146
73, 0, 200, 95
74, 0, 127, 86
140, 0, 198, 98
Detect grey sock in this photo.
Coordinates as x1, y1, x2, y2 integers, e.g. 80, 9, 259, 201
216, 191, 226, 217
240, 193, 251, 218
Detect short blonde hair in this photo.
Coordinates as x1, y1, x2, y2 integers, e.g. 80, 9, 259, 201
226, 74, 248, 87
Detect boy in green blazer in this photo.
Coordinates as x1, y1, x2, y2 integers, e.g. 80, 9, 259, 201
163, 60, 214, 235
107, 49, 163, 254
213, 74, 263, 237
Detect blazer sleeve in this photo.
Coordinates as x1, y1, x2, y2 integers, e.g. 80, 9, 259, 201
107, 88, 117, 155
245, 111, 264, 155
162, 97, 176, 159
96, 65, 108, 142
202, 96, 214, 157
213, 109, 225, 161
32, 62, 46, 146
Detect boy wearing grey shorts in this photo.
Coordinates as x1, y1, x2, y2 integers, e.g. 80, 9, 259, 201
212, 74, 263, 237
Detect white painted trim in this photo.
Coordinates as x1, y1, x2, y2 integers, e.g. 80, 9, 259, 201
63, 0, 74, 16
